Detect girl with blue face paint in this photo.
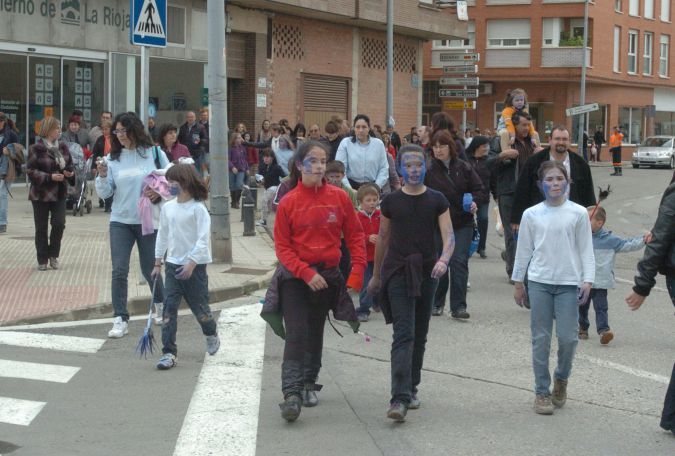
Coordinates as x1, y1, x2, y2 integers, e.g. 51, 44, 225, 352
152, 164, 217, 370
512, 160, 595, 415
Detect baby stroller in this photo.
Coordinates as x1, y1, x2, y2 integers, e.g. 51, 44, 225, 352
65, 142, 93, 216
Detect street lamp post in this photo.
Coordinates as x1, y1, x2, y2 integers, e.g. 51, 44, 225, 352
386, 0, 394, 128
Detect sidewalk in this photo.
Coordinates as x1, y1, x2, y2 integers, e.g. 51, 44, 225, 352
0, 184, 277, 326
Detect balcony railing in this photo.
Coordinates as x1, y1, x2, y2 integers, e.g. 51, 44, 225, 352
485, 49, 530, 68
541, 47, 591, 67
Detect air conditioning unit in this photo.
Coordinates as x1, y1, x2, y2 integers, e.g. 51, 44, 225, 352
478, 83, 493, 95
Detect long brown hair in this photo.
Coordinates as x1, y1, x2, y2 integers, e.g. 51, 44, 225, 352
165, 164, 209, 201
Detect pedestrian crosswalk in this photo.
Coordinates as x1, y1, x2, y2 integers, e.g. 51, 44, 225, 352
0, 330, 106, 427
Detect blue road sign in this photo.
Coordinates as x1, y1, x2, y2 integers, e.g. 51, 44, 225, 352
131, 0, 167, 47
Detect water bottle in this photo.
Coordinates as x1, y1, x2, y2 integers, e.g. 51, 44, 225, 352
462, 193, 473, 213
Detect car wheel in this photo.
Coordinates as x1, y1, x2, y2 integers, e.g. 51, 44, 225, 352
670, 155, 675, 170
632, 163, 639, 169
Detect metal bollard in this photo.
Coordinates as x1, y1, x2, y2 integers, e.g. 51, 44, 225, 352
248, 175, 258, 211
242, 186, 256, 236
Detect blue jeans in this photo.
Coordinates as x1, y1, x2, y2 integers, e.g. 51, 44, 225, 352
161, 263, 216, 356
193, 154, 205, 177
476, 202, 489, 252
109, 222, 164, 321
578, 288, 609, 333
357, 261, 377, 316
433, 225, 473, 313
528, 281, 579, 395
388, 272, 438, 405
0, 179, 7, 226
229, 171, 246, 191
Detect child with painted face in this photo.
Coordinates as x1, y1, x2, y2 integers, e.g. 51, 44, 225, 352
263, 141, 366, 422
366, 145, 455, 422
152, 164, 218, 370
511, 161, 595, 416
497, 88, 541, 152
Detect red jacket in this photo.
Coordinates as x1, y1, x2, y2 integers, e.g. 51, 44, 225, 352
357, 209, 380, 262
274, 180, 367, 284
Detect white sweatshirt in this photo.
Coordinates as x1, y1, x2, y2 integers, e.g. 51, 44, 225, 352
512, 200, 595, 286
155, 199, 212, 265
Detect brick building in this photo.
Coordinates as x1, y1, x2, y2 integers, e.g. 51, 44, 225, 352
423, 0, 675, 157
228, 0, 466, 135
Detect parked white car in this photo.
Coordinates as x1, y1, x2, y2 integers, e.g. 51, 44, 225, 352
632, 136, 675, 169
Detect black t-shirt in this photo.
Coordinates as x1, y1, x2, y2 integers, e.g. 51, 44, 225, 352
380, 188, 449, 266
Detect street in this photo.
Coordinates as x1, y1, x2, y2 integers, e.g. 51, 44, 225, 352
0, 165, 673, 455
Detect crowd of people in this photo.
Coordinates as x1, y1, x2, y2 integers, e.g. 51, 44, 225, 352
0, 93, 673, 433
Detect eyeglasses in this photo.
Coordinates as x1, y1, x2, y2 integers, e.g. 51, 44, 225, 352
112, 129, 127, 135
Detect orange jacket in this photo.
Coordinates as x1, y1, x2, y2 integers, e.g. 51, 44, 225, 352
608, 132, 623, 148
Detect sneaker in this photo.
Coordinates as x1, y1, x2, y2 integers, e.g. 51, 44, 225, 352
37, 263, 48, 271
432, 307, 443, 316
552, 378, 568, 408
108, 316, 129, 338
255, 219, 267, 227
357, 314, 369, 322
534, 394, 554, 415
153, 302, 164, 326
206, 334, 220, 355
478, 250, 487, 259
409, 394, 420, 410
600, 329, 614, 345
49, 257, 59, 270
372, 303, 381, 313
579, 329, 589, 340
0, 225, 6, 234
467, 281, 471, 289
156, 353, 177, 370
451, 309, 470, 319
387, 401, 407, 422
303, 384, 319, 407
279, 394, 302, 422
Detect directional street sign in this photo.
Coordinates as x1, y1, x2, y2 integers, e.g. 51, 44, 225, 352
439, 89, 479, 98
438, 52, 480, 63
443, 65, 478, 74
443, 101, 476, 110
440, 77, 479, 86
565, 103, 599, 117
131, 0, 168, 47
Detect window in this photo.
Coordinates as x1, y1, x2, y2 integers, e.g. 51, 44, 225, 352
645, 0, 654, 18
615, 0, 622, 11
661, 0, 671, 21
613, 26, 622, 71
167, 5, 186, 45
644, 32, 653, 74
486, 19, 531, 48
629, 0, 640, 15
660, 35, 670, 76
433, 21, 475, 49
542, 18, 586, 47
655, 111, 675, 135
191, 10, 208, 50
628, 30, 638, 73
619, 107, 645, 144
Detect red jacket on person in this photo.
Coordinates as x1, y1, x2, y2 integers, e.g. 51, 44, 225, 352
274, 180, 367, 285
357, 209, 380, 262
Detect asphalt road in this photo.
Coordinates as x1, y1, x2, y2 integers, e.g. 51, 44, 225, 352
0, 165, 673, 456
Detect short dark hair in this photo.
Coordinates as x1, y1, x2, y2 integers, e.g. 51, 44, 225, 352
165, 164, 209, 201
397, 144, 426, 170
357, 183, 380, 203
326, 160, 345, 175
158, 123, 178, 150
511, 111, 532, 126
552, 124, 569, 136
588, 205, 606, 222
324, 120, 339, 135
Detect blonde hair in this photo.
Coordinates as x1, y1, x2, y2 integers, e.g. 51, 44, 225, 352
39, 117, 61, 139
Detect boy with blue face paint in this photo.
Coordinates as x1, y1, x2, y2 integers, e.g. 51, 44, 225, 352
367, 145, 455, 422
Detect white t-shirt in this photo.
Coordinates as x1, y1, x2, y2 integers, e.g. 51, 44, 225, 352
512, 200, 595, 286
155, 199, 212, 265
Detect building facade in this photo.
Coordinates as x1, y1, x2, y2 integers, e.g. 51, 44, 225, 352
423, 0, 675, 156
0, 0, 465, 148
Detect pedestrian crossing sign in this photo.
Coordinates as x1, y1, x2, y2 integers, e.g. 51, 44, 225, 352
131, 0, 167, 47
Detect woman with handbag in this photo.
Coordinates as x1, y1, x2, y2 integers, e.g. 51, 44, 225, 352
95, 112, 170, 339
27, 117, 76, 270
425, 130, 484, 319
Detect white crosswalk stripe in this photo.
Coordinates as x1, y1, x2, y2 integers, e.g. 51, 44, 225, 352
0, 330, 106, 426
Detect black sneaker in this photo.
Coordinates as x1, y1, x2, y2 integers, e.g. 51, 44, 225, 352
387, 401, 407, 422
279, 394, 302, 422
451, 309, 470, 319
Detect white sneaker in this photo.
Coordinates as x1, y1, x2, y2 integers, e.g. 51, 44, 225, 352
153, 302, 164, 326
108, 316, 128, 338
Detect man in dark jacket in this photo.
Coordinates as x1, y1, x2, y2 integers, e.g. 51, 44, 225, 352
626, 173, 675, 436
178, 111, 208, 176
510, 125, 596, 227
593, 127, 606, 162
486, 111, 539, 277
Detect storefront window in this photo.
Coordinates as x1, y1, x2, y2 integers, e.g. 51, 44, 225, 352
112, 54, 141, 116
0, 53, 28, 145
654, 111, 675, 135
150, 59, 205, 125
63, 60, 104, 128
619, 106, 645, 144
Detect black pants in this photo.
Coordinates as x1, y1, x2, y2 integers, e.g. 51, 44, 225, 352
280, 278, 335, 397
339, 238, 351, 281
32, 199, 66, 265
662, 363, 675, 431
498, 194, 516, 277
611, 147, 622, 167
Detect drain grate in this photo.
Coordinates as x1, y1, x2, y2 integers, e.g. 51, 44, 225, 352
222, 267, 269, 276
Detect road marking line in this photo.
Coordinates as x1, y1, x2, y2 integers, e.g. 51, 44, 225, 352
577, 354, 670, 384
0, 396, 46, 426
0, 359, 80, 383
615, 277, 668, 293
0, 331, 105, 353
173, 303, 266, 456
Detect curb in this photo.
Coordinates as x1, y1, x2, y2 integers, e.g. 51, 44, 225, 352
1, 269, 275, 327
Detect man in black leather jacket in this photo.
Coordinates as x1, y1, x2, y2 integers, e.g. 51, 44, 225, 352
626, 172, 675, 436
